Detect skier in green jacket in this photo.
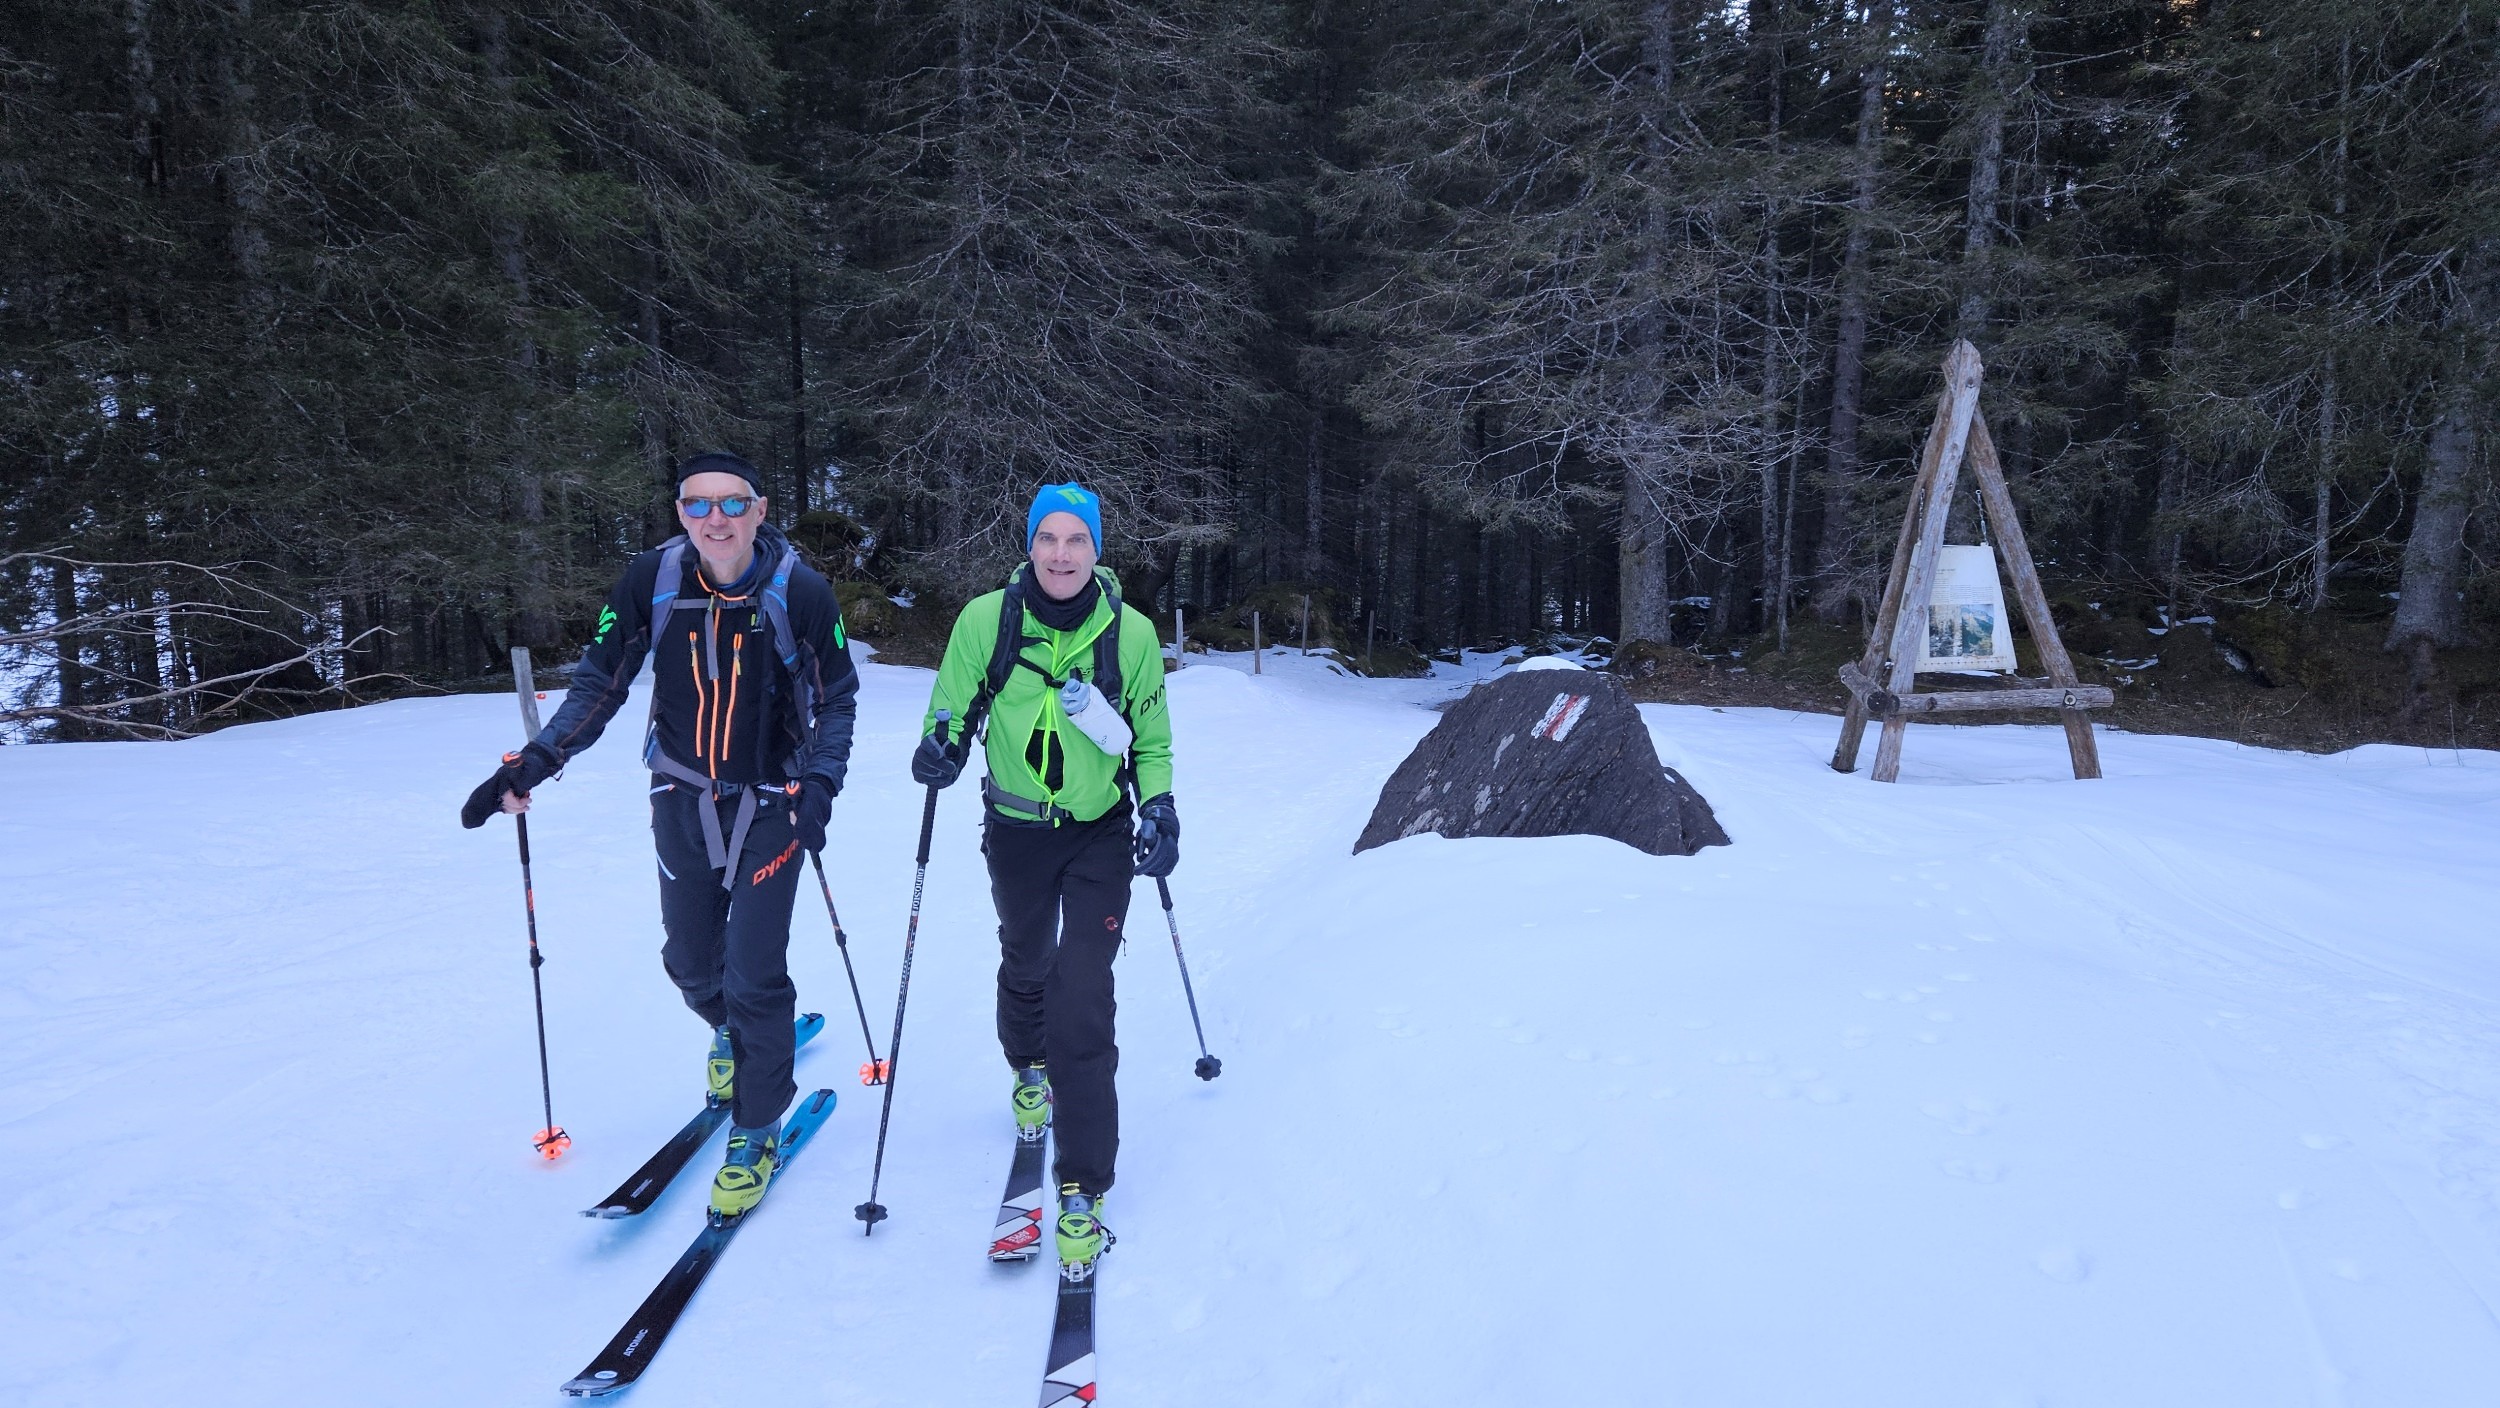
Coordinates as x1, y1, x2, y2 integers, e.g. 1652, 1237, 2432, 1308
911, 482, 1175, 1275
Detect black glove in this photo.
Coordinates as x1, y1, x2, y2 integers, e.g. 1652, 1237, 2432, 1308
911, 724, 965, 789
793, 777, 835, 854
461, 742, 559, 829
1133, 792, 1179, 879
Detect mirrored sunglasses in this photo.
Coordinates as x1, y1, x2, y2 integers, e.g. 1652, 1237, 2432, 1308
677, 494, 756, 519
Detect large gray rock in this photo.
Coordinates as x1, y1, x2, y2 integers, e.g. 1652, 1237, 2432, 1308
1354, 667, 1729, 857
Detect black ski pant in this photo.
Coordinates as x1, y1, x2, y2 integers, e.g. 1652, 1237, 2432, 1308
986, 805, 1132, 1196
653, 780, 807, 1130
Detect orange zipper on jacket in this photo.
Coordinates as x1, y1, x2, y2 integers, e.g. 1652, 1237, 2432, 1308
688, 631, 712, 776
721, 634, 743, 764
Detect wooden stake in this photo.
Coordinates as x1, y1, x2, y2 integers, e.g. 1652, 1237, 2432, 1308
1966, 412, 2101, 778
1834, 341, 1982, 773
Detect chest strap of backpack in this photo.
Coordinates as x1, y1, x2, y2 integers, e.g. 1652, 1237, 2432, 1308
646, 536, 809, 890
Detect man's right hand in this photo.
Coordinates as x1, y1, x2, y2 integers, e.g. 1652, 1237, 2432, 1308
461, 743, 560, 829
910, 725, 965, 789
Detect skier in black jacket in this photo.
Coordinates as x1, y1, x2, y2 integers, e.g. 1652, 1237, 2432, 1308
462, 451, 858, 1216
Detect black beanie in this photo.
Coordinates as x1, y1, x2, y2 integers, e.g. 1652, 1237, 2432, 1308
675, 451, 763, 497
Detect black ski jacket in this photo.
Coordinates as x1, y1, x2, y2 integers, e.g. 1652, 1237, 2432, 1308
531, 523, 859, 794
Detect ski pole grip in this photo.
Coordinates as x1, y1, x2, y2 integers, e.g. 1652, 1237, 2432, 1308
913, 784, 940, 867
906, 711, 948, 869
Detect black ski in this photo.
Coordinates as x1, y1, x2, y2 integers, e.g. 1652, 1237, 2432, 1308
1039, 1266, 1099, 1407
560, 1086, 839, 1397
989, 1126, 1051, 1261
581, 1013, 826, 1219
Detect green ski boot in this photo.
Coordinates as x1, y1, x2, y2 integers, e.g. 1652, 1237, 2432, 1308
709, 1122, 779, 1220
1012, 1064, 1051, 1142
706, 1025, 736, 1107
1055, 1183, 1111, 1278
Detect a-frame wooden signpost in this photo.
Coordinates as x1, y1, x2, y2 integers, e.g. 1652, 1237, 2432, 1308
1832, 340, 2113, 782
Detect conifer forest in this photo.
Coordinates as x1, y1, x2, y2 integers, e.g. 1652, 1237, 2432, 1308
4, 1, 2497, 743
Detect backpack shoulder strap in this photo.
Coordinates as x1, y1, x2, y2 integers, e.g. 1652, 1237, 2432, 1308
651, 536, 692, 620
961, 573, 1029, 743
987, 573, 1028, 704
762, 545, 815, 745
1092, 581, 1128, 724
760, 544, 803, 671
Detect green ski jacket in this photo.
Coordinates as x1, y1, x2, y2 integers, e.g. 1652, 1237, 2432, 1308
922, 569, 1174, 824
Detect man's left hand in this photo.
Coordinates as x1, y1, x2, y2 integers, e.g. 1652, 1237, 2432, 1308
795, 778, 836, 854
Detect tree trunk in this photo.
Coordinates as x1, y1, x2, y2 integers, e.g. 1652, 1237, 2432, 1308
1304, 411, 1325, 576
1754, 5, 1787, 644
2387, 349, 2480, 658
1410, 487, 1433, 648
216, 0, 272, 314
50, 559, 88, 739
477, 7, 555, 649
1526, 539, 1544, 637
790, 266, 810, 517
1956, 0, 2030, 340
2306, 350, 2337, 611
2305, 35, 2353, 614
1621, 0, 1683, 650
1809, 0, 1889, 622
634, 244, 675, 545
2386, 26, 2497, 722
124, 0, 165, 190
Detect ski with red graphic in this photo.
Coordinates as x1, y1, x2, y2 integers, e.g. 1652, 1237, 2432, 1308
990, 1125, 1051, 1261
1038, 1264, 1098, 1406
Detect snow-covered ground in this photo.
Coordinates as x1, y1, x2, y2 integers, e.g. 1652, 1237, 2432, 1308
4, 645, 2497, 1406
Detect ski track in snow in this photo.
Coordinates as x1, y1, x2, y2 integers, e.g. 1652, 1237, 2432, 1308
3, 646, 2498, 1405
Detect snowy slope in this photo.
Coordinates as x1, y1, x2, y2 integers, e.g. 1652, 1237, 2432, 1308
3, 647, 2497, 1407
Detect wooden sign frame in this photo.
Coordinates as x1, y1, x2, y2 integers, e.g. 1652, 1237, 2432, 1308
1831, 341, 2112, 782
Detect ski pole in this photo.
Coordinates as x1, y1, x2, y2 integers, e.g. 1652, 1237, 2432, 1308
515, 806, 571, 1159
1155, 877, 1222, 1081
504, 647, 569, 1161
811, 851, 887, 1085
857, 712, 948, 1233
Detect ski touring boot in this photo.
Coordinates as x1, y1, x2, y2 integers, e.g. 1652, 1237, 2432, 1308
1012, 1063, 1052, 1143
1055, 1183, 1112, 1281
706, 1025, 736, 1107
709, 1121, 779, 1221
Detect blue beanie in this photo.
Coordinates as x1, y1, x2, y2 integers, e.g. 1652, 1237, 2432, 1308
1026, 483, 1103, 549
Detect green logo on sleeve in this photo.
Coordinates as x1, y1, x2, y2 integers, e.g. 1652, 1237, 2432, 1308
592, 604, 618, 644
